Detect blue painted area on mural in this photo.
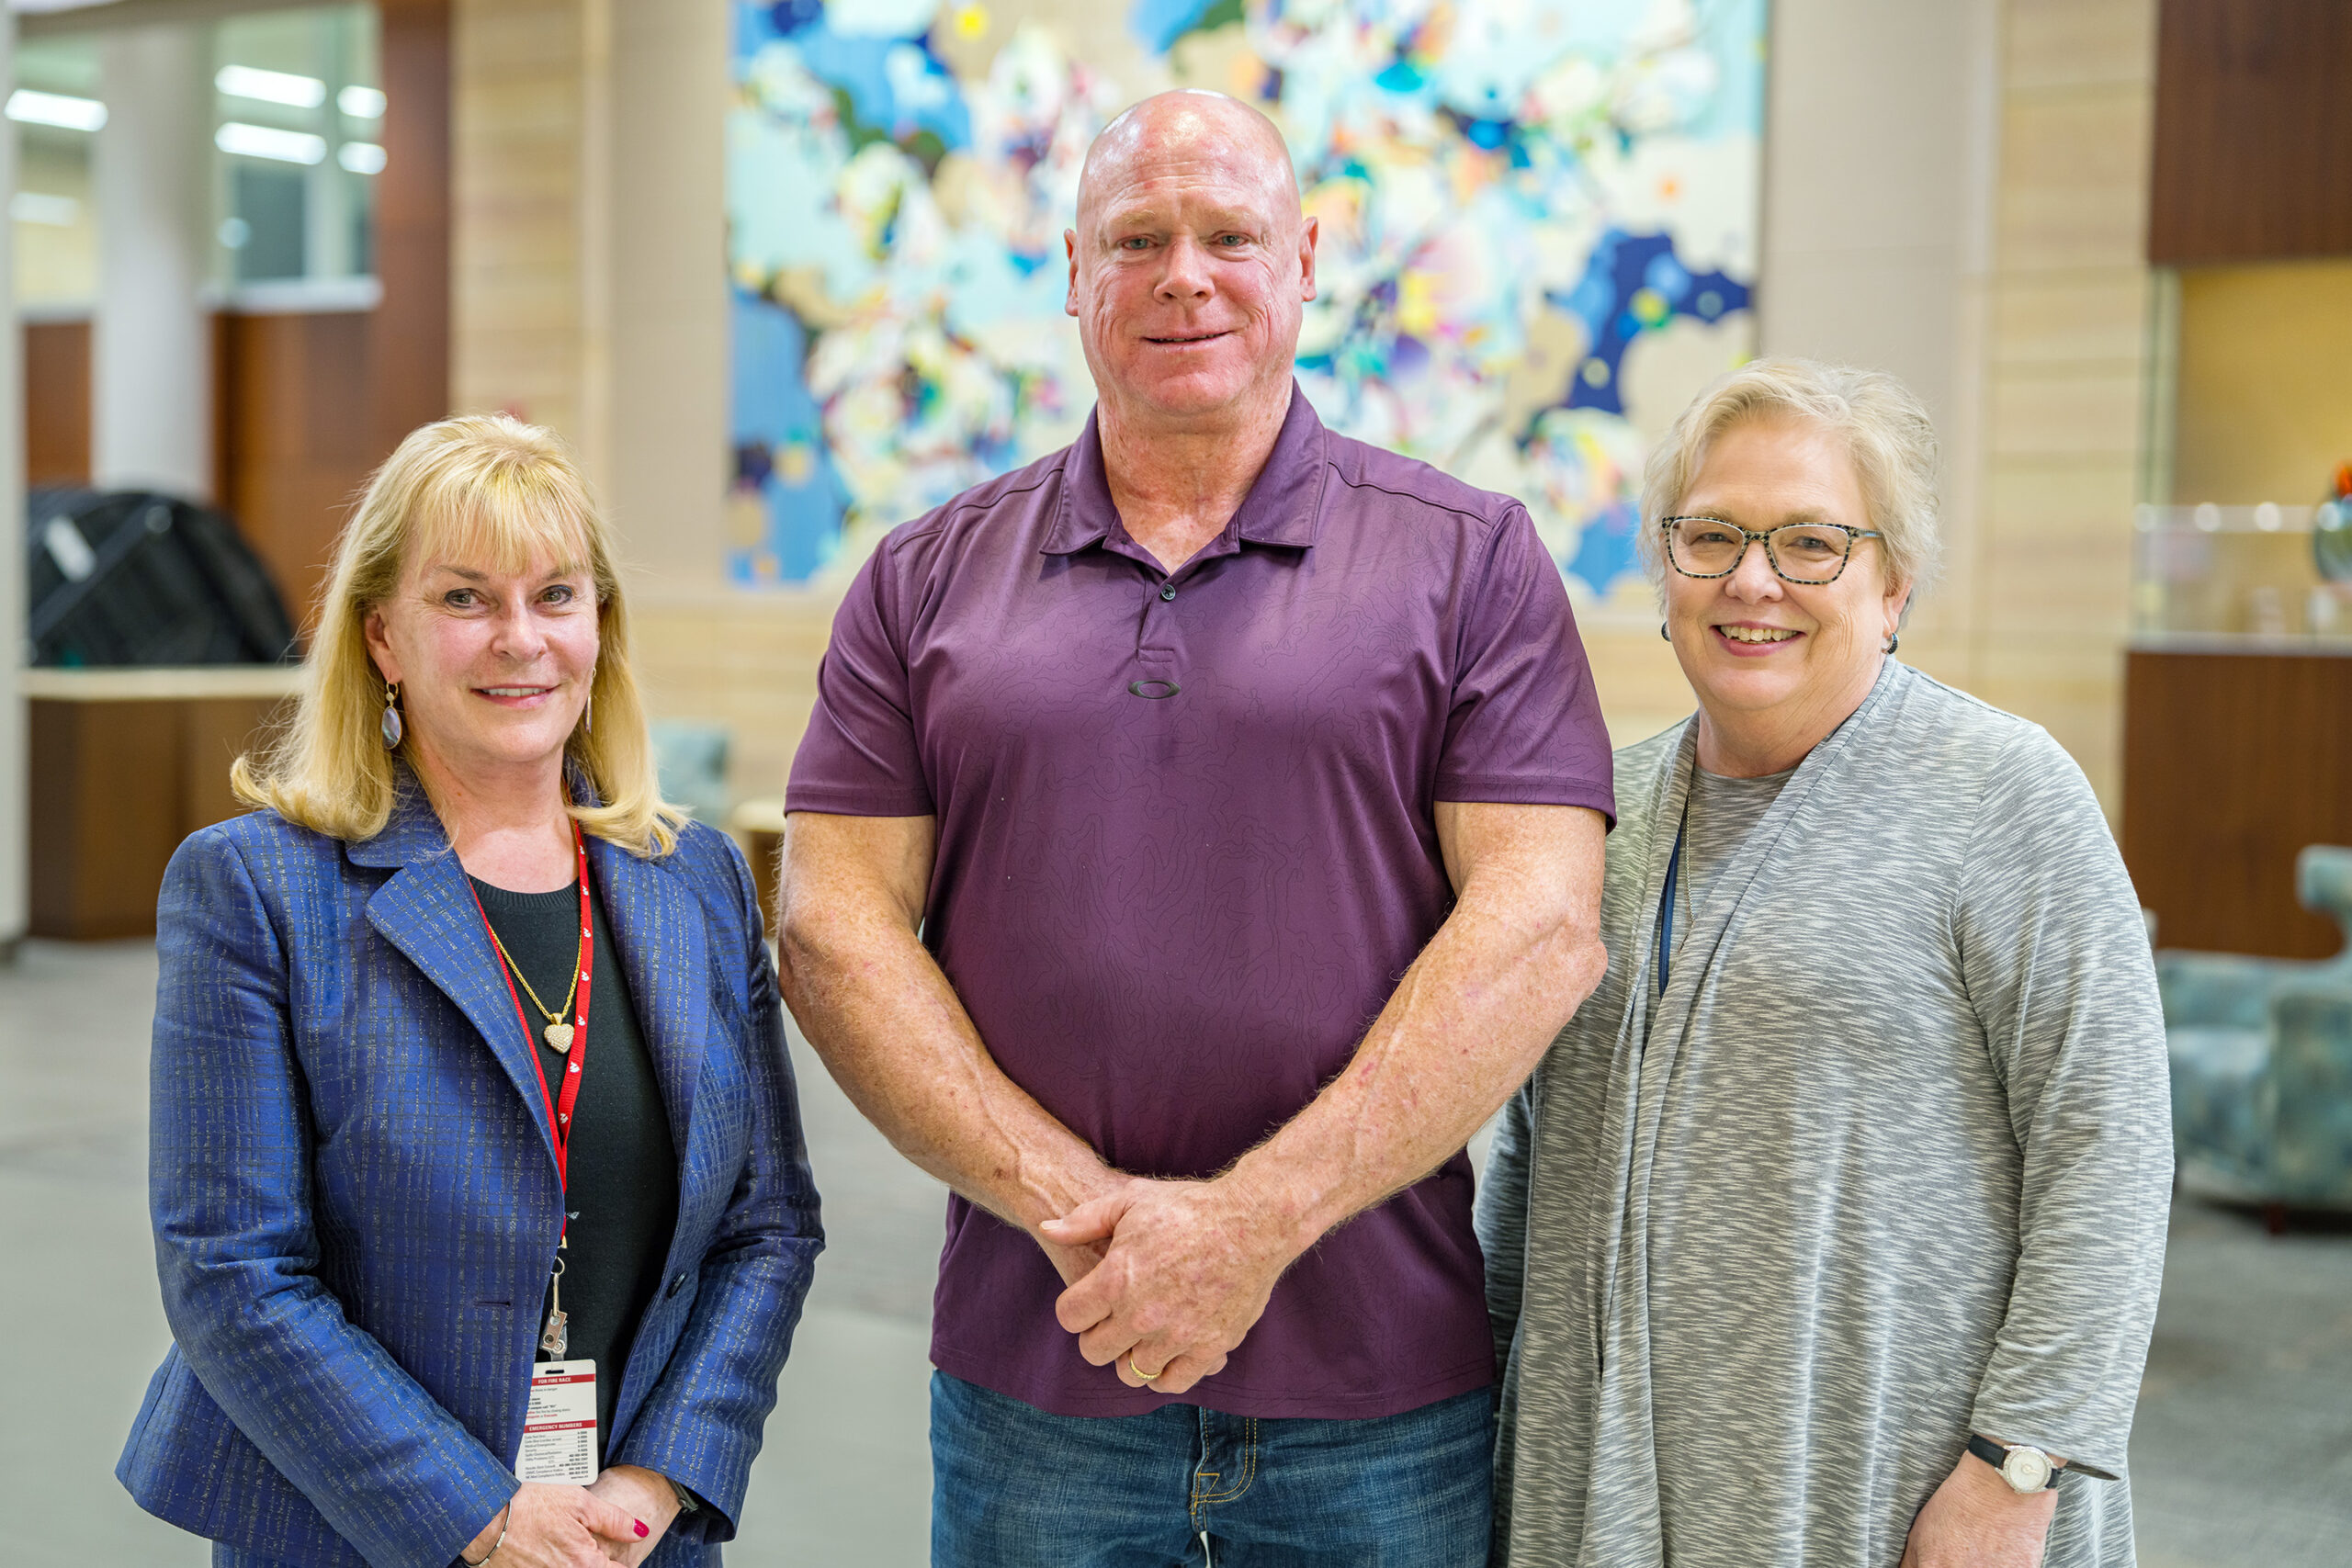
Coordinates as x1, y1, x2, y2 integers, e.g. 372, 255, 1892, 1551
1129, 0, 1242, 54
1549, 228, 1751, 419
791, 25, 971, 150
736, 1, 814, 59
766, 0, 822, 36
1567, 501, 1643, 599
729, 289, 851, 584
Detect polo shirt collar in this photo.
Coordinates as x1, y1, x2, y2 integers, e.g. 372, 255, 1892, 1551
1042, 382, 1329, 557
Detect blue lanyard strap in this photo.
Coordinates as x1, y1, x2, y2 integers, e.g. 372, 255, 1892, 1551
1656, 823, 1685, 998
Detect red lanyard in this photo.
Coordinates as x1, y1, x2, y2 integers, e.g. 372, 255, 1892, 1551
469, 823, 594, 1194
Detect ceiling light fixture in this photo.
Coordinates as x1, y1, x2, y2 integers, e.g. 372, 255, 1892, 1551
6, 89, 107, 132
216, 120, 327, 164
216, 64, 327, 108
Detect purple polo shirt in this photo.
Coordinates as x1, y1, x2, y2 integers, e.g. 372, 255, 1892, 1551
787, 388, 1613, 1419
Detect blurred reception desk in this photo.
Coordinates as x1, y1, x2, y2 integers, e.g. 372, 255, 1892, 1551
27, 665, 301, 940
2122, 639, 2352, 960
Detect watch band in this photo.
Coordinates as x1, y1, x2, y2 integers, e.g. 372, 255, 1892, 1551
1966, 1435, 2057, 1492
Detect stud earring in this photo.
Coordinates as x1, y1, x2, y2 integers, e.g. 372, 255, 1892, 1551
379, 681, 404, 749
1883, 632, 1901, 655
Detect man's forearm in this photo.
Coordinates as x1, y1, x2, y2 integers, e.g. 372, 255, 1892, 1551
1218, 877, 1607, 1254
778, 897, 1110, 1235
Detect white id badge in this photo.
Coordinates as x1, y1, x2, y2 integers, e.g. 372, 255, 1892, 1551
517, 1359, 598, 1484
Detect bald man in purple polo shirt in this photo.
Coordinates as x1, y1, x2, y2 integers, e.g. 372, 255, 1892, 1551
779, 91, 1612, 1566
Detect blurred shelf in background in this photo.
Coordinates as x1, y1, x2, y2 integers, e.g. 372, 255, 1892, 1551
2124, 643, 2352, 961
27, 665, 301, 941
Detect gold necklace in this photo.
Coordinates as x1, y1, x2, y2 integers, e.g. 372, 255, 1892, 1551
483, 919, 583, 1050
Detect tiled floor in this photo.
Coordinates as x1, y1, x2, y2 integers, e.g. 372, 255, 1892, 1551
3, 939, 2346, 1567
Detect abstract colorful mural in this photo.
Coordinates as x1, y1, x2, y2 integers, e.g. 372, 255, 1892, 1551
727, 0, 1762, 601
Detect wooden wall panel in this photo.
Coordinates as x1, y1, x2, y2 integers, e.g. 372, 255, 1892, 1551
28, 695, 282, 940
216, 310, 380, 626
2149, 0, 2352, 264
2122, 649, 2352, 958
377, 0, 454, 444
25, 319, 92, 487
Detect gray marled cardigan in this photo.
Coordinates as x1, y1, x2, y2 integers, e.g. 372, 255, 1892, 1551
1476, 660, 2172, 1568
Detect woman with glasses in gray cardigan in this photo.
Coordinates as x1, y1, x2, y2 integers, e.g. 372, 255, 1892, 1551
1477, 359, 2172, 1568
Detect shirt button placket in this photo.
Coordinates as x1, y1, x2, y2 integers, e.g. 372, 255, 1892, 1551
1137, 571, 1181, 671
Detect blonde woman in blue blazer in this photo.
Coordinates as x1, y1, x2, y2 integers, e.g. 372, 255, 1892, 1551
116, 415, 823, 1568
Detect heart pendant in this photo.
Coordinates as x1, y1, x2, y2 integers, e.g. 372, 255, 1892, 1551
544, 1022, 575, 1051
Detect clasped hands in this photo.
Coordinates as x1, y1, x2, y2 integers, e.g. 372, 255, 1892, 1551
1035, 1173, 1303, 1396
462, 1467, 679, 1567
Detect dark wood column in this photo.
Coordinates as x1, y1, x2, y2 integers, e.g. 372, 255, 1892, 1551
372, 0, 453, 447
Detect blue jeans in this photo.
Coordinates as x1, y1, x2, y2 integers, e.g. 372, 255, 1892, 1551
930, 1371, 1493, 1567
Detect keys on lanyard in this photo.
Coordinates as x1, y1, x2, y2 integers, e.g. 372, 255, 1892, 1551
470, 823, 595, 1360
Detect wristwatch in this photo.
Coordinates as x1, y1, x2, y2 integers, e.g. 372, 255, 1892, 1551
1966, 1435, 2058, 1493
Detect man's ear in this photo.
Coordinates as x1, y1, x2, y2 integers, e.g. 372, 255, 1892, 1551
1065, 229, 1080, 318
1297, 214, 1319, 303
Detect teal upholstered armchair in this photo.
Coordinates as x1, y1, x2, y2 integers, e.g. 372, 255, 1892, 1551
2160, 846, 2352, 1217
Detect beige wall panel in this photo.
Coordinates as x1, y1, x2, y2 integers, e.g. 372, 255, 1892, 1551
1996, 90, 2152, 272
1889, 635, 1978, 698
1758, 253, 1964, 422
452, 0, 587, 437
633, 594, 842, 804
1985, 366, 2143, 460
460, 78, 587, 135
1973, 525, 2134, 630
462, 3, 583, 64
1761, 1, 1971, 252
2172, 259, 2352, 503
1756, 0, 1984, 445
1979, 457, 2139, 534
2003, 0, 2156, 92
607, 0, 729, 594
1991, 271, 2150, 365
1954, 0, 2155, 820
1580, 623, 1698, 749
463, 271, 582, 323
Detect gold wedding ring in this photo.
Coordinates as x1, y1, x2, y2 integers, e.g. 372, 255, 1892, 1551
1129, 1355, 1164, 1382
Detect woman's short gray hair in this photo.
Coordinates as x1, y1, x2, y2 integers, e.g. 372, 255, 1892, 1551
1637, 356, 1941, 594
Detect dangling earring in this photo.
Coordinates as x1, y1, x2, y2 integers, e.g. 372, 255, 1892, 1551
582, 668, 595, 735
1659, 622, 1671, 642
1883, 632, 1901, 655
379, 681, 404, 749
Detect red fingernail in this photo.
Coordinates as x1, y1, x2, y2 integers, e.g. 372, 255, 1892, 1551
636, 1521, 649, 1538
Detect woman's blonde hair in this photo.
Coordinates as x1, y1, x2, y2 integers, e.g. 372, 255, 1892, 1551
233, 413, 686, 857
1638, 356, 1941, 596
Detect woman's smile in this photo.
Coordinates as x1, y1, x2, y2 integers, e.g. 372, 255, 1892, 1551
1712, 621, 1804, 655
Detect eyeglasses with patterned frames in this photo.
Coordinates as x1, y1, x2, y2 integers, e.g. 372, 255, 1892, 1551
1660, 515, 1884, 585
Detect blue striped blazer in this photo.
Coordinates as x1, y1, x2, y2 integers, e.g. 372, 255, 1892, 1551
115, 780, 823, 1568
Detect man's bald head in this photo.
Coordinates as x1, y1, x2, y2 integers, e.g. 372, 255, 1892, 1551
1063, 88, 1317, 435
1076, 91, 1301, 234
